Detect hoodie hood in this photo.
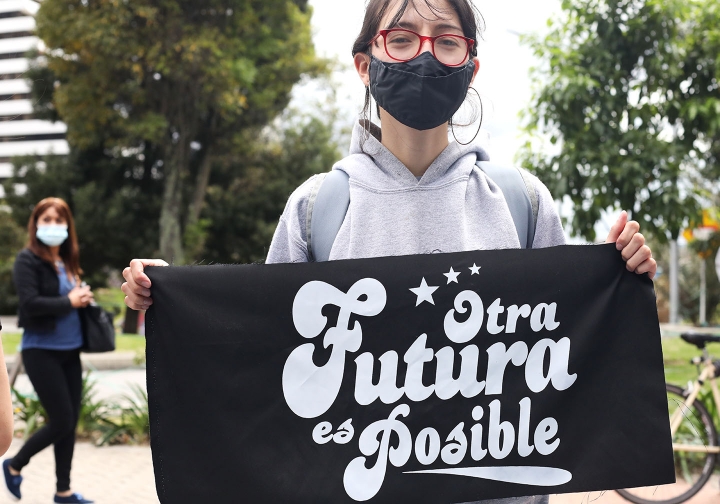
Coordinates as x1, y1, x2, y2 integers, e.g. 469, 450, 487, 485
337, 120, 490, 189
265, 117, 565, 264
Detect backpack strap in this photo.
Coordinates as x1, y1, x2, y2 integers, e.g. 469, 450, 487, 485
477, 161, 538, 249
306, 170, 350, 262
306, 162, 539, 261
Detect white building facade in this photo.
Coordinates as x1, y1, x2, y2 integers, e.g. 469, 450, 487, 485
0, 0, 68, 188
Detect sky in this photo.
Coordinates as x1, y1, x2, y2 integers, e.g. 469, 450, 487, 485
302, 0, 563, 166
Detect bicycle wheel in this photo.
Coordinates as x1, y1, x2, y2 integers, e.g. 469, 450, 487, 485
616, 383, 718, 504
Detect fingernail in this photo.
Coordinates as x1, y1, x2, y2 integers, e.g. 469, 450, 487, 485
142, 289, 151, 297
141, 281, 151, 288
616, 243, 622, 250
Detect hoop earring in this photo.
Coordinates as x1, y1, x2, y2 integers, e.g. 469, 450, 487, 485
367, 87, 371, 126
451, 87, 484, 146
361, 86, 371, 145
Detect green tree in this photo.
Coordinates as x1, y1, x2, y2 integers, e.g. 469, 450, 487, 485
0, 211, 27, 314
3, 103, 342, 282
34, 0, 325, 263
678, 246, 720, 325
648, 234, 720, 325
521, 0, 720, 242
199, 110, 343, 264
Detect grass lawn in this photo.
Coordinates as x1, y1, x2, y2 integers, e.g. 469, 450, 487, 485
662, 337, 720, 386
94, 287, 127, 315
1, 332, 145, 355
0, 287, 145, 357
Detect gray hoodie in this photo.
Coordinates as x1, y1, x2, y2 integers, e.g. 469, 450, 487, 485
267, 122, 563, 504
267, 121, 565, 264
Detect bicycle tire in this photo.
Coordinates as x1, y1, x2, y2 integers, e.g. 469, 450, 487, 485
616, 383, 718, 504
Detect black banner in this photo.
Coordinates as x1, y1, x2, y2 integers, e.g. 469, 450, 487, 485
145, 244, 674, 503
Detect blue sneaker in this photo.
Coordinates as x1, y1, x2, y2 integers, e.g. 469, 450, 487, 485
54, 493, 94, 503
2, 459, 22, 500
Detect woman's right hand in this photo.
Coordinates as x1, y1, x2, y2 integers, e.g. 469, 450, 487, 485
68, 285, 93, 308
121, 259, 169, 310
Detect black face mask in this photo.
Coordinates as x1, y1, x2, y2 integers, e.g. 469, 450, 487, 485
369, 52, 475, 131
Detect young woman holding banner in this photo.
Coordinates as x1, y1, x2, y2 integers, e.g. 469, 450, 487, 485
123, 0, 655, 289
122, 0, 656, 501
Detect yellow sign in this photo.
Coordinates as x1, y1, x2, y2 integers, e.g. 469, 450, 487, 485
683, 209, 720, 258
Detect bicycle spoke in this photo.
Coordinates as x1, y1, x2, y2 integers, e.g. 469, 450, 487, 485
616, 383, 717, 504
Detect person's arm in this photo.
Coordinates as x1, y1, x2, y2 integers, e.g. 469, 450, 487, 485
13, 251, 74, 317
266, 214, 311, 265
530, 176, 566, 248
266, 175, 319, 264
0, 331, 13, 456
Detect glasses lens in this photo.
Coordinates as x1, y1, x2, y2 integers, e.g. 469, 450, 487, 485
434, 35, 469, 66
384, 30, 421, 61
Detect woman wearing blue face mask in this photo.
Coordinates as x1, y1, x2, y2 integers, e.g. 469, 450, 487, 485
3, 198, 94, 504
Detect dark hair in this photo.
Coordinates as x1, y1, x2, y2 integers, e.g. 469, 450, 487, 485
352, 0, 483, 58
352, 0, 485, 137
27, 197, 83, 277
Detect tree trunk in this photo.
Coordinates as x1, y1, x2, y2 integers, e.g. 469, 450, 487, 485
159, 140, 188, 264
187, 145, 213, 228
123, 307, 139, 334
670, 239, 679, 324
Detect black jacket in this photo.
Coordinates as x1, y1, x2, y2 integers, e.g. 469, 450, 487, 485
13, 248, 73, 332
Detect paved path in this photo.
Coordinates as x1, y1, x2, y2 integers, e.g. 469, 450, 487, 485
3, 443, 716, 504
3, 368, 158, 503
550, 479, 720, 504
3, 443, 717, 504
12, 369, 147, 407
2, 438, 159, 504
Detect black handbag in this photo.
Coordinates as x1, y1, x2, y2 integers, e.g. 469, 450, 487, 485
80, 303, 116, 353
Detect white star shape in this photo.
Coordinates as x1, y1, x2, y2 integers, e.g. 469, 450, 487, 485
444, 267, 460, 284
409, 278, 439, 306
469, 263, 481, 275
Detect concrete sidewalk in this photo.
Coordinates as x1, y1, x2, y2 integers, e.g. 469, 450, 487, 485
550, 481, 720, 504
4, 352, 141, 373
3, 369, 157, 502
2, 438, 717, 504
2, 438, 159, 504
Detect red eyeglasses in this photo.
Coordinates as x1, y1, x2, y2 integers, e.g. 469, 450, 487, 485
371, 28, 475, 67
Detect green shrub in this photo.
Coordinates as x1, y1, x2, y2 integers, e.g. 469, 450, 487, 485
12, 387, 46, 440
97, 384, 149, 446
0, 210, 27, 315
76, 371, 113, 439
11, 371, 151, 446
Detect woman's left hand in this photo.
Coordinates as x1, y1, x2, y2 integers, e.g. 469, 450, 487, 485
606, 211, 657, 279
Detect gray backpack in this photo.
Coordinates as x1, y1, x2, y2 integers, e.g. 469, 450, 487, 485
306, 162, 539, 262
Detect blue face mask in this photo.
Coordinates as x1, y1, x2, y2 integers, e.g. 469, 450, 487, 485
36, 225, 69, 247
